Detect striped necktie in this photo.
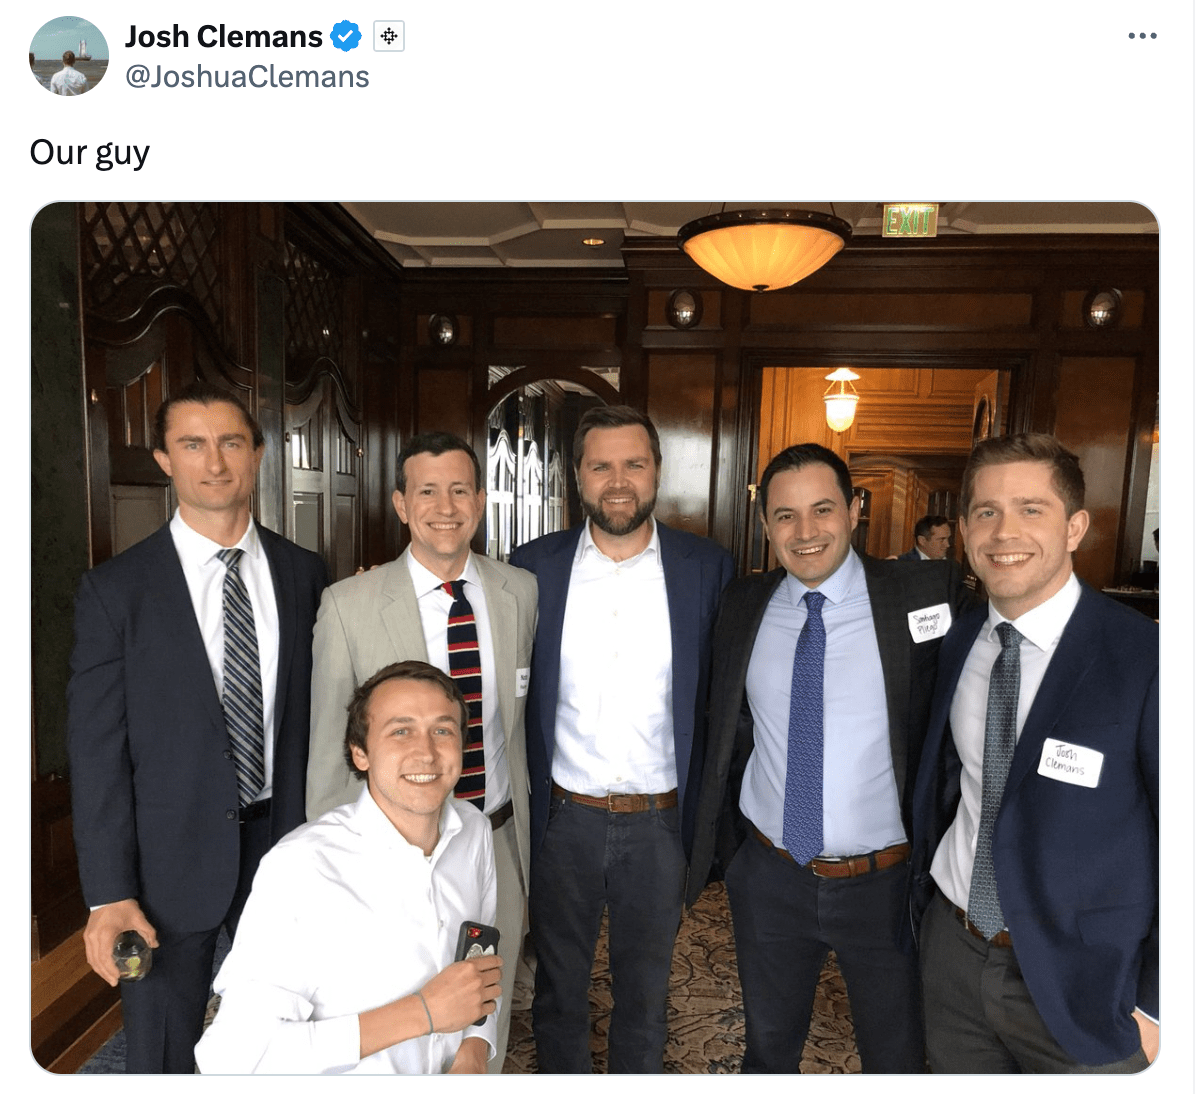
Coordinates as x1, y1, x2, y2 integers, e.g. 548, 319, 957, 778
217, 548, 264, 807
782, 590, 826, 865
443, 579, 485, 808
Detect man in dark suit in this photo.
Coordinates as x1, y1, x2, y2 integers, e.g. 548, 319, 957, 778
67, 381, 328, 1073
910, 433, 1158, 1072
688, 443, 965, 1073
899, 514, 953, 561
510, 405, 733, 1072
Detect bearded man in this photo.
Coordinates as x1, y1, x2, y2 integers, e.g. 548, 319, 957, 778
509, 405, 732, 1073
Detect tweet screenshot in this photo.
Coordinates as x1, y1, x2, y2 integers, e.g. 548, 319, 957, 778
18, 1, 1194, 1087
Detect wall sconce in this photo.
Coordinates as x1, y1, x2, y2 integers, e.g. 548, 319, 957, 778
666, 289, 703, 329
823, 368, 860, 433
1083, 288, 1122, 329
429, 313, 458, 346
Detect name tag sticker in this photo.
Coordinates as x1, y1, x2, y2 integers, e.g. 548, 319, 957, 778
1037, 738, 1104, 788
907, 603, 951, 643
516, 667, 530, 698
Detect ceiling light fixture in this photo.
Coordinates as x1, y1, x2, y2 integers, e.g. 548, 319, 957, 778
677, 208, 852, 292
823, 368, 860, 433
582, 237, 605, 247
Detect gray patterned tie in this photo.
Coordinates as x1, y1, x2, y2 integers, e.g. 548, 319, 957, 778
967, 621, 1023, 939
217, 548, 265, 807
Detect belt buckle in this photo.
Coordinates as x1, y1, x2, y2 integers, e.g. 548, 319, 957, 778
607, 792, 643, 813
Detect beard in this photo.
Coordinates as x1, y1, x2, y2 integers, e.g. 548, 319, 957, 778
581, 490, 656, 537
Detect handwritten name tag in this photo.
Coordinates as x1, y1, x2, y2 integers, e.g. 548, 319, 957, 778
1037, 737, 1104, 788
907, 603, 951, 643
516, 667, 530, 697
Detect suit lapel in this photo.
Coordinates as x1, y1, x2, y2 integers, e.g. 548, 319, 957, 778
259, 525, 293, 740
379, 550, 430, 661
477, 555, 518, 737
148, 524, 225, 729
1004, 588, 1099, 794
534, 530, 581, 751
862, 555, 913, 784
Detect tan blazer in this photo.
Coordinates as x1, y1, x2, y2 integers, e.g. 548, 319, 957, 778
305, 547, 538, 890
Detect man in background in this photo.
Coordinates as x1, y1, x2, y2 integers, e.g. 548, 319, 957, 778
50, 50, 87, 94
899, 514, 953, 561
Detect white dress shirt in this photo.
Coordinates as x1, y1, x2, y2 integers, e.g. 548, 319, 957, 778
169, 509, 278, 801
405, 551, 510, 815
740, 550, 906, 855
195, 786, 498, 1074
552, 519, 676, 795
931, 573, 1082, 910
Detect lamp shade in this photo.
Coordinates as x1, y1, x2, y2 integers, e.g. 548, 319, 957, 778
823, 367, 860, 433
678, 209, 852, 292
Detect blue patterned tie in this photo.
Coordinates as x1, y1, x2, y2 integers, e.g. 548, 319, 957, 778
967, 621, 1024, 939
217, 548, 264, 807
782, 590, 826, 865
443, 580, 485, 809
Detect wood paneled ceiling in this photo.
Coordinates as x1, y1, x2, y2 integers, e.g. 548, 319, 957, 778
341, 202, 1158, 272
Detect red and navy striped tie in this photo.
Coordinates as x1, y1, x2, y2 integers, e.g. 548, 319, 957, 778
443, 579, 485, 808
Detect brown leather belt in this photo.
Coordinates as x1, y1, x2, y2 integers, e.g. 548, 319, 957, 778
941, 892, 1013, 947
749, 822, 910, 878
488, 800, 514, 831
551, 781, 678, 814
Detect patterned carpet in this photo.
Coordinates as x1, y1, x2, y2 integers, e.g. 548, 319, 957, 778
503, 881, 861, 1074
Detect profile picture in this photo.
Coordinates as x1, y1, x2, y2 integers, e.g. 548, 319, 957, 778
30, 16, 108, 95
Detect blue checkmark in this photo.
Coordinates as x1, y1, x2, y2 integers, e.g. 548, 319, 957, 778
331, 20, 362, 51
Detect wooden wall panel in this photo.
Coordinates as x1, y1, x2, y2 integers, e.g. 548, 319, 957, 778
1054, 357, 1137, 589
647, 354, 716, 537
416, 367, 473, 442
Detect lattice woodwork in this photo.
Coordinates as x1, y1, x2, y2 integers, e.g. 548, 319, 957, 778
81, 203, 223, 334
284, 240, 343, 362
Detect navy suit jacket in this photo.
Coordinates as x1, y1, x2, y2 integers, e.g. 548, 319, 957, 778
897, 547, 922, 562
510, 522, 733, 860
67, 521, 328, 934
687, 552, 967, 907
910, 583, 1159, 1066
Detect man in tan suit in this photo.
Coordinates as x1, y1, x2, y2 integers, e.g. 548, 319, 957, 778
306, 432, 537, 1073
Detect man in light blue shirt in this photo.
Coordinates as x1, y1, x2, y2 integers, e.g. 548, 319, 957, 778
689, 443, 965, 1073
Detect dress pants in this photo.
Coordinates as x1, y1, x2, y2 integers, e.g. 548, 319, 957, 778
529, 792, 686, 1073
120, 805, 272, 1073
724, 832, 925, 1073
919, 892, 1149, 1073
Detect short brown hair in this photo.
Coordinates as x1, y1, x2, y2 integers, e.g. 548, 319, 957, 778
343, 660, 468, 780
572, 405, 661, 469
960, 433, 1085, 517
152, 381, 264, 453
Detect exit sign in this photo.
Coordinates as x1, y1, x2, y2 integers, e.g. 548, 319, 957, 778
882, 203, 939, 237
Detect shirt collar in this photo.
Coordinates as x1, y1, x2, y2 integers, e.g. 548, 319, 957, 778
575, 517, 661, 567
984, 572, 1081, 652
351, 781, 465, 864
405, 548, 480, 598
782, 545, 862, 607
170, 508, 260, 569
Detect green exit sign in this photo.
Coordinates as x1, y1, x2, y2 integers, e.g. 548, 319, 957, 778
882, 203, 939, 237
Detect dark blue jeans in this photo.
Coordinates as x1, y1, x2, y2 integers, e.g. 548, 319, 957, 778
530, 792, 686, 1073
725, 832, 925, 1073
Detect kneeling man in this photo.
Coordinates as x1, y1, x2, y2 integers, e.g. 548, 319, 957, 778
196, 661, 503, 1074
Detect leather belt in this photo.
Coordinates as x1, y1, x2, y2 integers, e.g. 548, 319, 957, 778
551, 781, 678, 814
941, 892, 1013, 947
488, 800, 514, 831
749, 822, 910, 878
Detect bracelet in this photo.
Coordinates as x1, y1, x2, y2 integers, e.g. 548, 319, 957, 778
416, 990, 434, 1035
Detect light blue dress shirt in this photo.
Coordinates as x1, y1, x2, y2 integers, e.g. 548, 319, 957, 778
740, 550, 907, 857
